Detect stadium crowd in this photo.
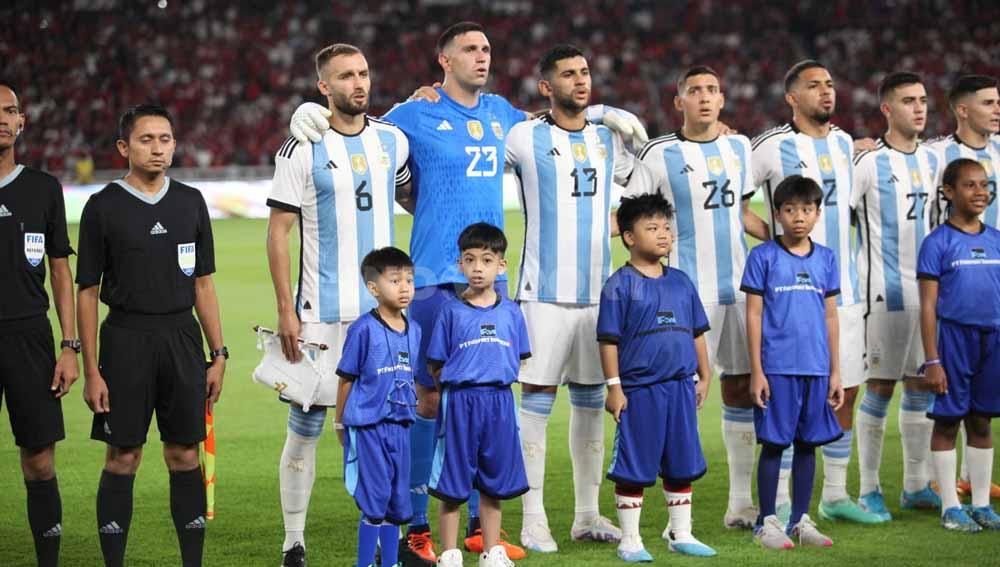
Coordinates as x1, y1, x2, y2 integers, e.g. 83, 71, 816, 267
3, 0, 999, 174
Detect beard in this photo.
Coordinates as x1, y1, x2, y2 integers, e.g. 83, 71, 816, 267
810, 109, 833, 124
553, 90, 590, 114
332, 91, 369, 116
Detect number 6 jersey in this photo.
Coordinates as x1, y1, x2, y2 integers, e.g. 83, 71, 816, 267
505, 114, 636, 304
268, 116, 410, 323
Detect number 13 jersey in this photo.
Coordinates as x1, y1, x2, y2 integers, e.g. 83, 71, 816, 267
506, 115, 635, 304
268, 117, 411, 323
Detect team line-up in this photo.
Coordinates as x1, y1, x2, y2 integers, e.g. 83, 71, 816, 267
2, 20, 1000, 567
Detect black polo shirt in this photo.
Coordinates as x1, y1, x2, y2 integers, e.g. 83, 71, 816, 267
0, 165, 74, 322
75, 177, 216, 314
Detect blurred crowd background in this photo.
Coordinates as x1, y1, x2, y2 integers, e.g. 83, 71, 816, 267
3, 0, 999, 179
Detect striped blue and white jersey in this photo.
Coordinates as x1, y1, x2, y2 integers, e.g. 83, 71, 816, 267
630, 131, 754, 306
926, 134, 1000, 227
852, 138, 941, 314
751, 123, 860, 305
506, 115, 634, 304
268, 117, 411, 323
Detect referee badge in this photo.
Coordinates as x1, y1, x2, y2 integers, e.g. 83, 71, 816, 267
819, 154, 834, 173
467, 120, 485, 141
707, 156, 725, 176
24, 233, 45, 267
177, 242, 196, 276
491, 121, 504, 140
351, 154, 368, 175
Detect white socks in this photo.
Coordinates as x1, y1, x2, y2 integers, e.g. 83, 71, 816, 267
821, 430, 852, 502
932, 449, 961, 513
280, 428, 319, 551
569, 385, 606, 525
615, 490, 644, 550
899, 389, 933, 493
519, 391, 555, 528
721, 405, 756, 511
856, 390, 890, 495
664, 487, 693, 539
967, 446, 995, 508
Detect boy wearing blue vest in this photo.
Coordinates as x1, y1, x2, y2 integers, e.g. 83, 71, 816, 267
335, 247, 422, 567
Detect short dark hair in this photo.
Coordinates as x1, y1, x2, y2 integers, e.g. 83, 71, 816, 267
458, 222, 507, 255
360, 246, 414, 283
878, 71, 923, 101
772, 175, 823, 209
677, 65, 721, 92
118, 103, 174, 141
942, 158, 986, 189
784, 60, 827, 92
948, 74, 999, 109
616, 193, 675, 248
314, 43, 362, 78
538, 44, 585, 77
437, 21, 485, 53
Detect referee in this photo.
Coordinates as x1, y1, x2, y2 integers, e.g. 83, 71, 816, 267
76, 104, 226, 567
0, 82, 79, 567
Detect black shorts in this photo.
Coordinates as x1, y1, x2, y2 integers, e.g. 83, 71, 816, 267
91, 311, 206, 447
0, 315, 64, 449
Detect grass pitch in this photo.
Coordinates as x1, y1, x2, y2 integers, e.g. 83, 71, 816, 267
0, 214, 998, 566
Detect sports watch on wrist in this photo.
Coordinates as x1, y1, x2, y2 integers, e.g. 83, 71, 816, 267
61, 339, 81, 353
209, 346, 230, 360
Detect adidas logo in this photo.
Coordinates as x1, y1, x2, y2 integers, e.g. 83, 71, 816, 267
185, 516, 207, 530
679, 164, 694, 175
150, 222, 168, 235
99, 521, 123, 535
410, 484, 428, 495
436, 120, 453, 131
889, 175, 899, 184
324, 159, 337, 170
796, 160, 808, 169
43, 523, 62, 538
0, 204, 10, 217
548, 147, 561, 157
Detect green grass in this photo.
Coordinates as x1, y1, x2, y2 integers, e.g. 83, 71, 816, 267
1, 213, 998, 566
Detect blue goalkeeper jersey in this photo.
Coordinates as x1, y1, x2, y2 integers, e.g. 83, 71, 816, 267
384, 89, 525, 288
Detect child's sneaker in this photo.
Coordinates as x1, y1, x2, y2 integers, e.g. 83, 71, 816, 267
479, 545, 514, 567
571, 515, 622, 542
901, 483, 942, 510
753, 515, 794, 550
858, 490, 892, 521
664, 528, 716, 557
438, 548, 464, 567
616, 536, 653, 562
941, 506, 982, 533
969, 506, 1000, 530
520, 520, 558, 553
723, 505, 759, 529
788, 514, 832, 547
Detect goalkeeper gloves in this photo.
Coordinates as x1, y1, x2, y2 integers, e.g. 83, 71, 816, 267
289, 102, 332, 144
588, 104, 649, 151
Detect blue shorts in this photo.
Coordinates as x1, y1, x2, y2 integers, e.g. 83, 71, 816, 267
928, 321, 1000, 421
410, 282, 508, 388
607, 379, 707, 487
428, 385, 527, 503
754, 375, 842, 449
344, 421, 412, 524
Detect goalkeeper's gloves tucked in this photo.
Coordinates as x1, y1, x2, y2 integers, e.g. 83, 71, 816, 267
289, 102, 332, 143
587, 104, 649, 151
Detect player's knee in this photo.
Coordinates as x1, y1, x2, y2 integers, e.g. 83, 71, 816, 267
288, 404, 326, 438
866, 379, 896, 398
568, 383, 604, 409
19, 445, 55, 481
522, 383, 557, 395
105, 446, 143, 474
931, 419, 960, 443
163, 443, 199, 471
721, 375, 753, 408
964, 415, 992, 442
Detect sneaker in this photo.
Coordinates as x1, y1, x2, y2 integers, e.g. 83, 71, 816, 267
818, 498, 886, 524
405, 529, 438, 564
616, 539, 653, 563
479, 545, 514, 567
281, 542, 307, 567
520, 521, 558, 553
901, 483, 942, 510
941, 506, 983, 533
753, 515, 794, 550
969, 506, 1000, 530
723, 505, 759, 529
858, 490, 892, 521
664, 529, 716, 557
464, 530, 525, 560
775, 501, 791, 525
788, 514, 832, 547
956, 479, 1000, 500
571, 515, 622, 542
437, 548, 464, 567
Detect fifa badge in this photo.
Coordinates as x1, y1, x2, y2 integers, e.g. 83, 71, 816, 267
177, 242, 196, 276
24, 232, 45, 267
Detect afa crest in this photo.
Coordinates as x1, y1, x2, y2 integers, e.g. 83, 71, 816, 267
467, 120, 485, 141
351, 154, 368, 175
572, 143, 588, 163
491, 121, 504, 140
819, 154, 834, 174
707, 156, 725, 176
910, 169, 922, 188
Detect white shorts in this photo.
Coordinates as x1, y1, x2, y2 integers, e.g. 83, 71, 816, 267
299, 321, 349, 407
864, 310, 923, 381
838, 303, 866, 389
518, 301, 603, 386
705, 303, 751, 376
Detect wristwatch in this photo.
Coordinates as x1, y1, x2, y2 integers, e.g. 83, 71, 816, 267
209, 346, 230, 360
61, 339, 81, 353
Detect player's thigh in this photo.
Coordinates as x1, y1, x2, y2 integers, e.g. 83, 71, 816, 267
475, 387, 528, 500
701, 303, 727, 373
345, 424, 393, 522
300, 321, 350, 407
661, 379, 707, 484
0, 321, 64, 449
564, 304, 605, 385
607, 385, 666, 487
92, 321, 157, 447
156, 320, 207, 446
518, 301, 575, 386
838, 303, 866, 388
971, 329, 1000, 417
865, 310, 922, 380
753, 374, 803, 448
796, 376, 843, 447
716, 302, 751, 376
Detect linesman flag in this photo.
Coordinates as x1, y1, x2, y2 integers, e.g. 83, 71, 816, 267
200, 403, 216, 519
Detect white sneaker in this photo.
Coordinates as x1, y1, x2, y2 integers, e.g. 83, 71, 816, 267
789, 514, 832, 547
479, 544, 515, 567
723, 505, 759, 529
520, 520, 558, 552
570, 515, 622, 542
438, 548, 464, 566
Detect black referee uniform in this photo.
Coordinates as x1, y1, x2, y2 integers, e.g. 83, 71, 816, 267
76, 177, 215, 447
0, 164, 73, 448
